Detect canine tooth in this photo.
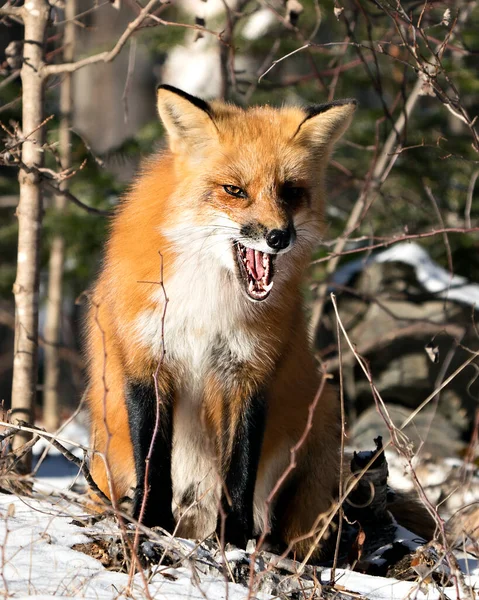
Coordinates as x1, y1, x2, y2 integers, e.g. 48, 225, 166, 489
263, 281, 274, 292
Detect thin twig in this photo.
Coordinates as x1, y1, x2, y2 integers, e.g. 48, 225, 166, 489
330, 310, 345, 583
128, 251, 169, 594
465, 169, 479, 229
312, 226, 479, 264
258, 44, 311, 82
1, 420, 110, 503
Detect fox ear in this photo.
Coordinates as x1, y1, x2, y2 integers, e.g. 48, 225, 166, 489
294, 99, 357, 151
157, 85, 218, 153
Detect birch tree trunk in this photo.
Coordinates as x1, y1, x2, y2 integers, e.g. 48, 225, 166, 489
43, 0, 76, 432
11, 0, 49, 470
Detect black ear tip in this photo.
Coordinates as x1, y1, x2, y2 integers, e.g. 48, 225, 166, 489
156, 84, 213, 117
157, 83, 182, 94
304, 98, 358, 120
327, 98, 358, 107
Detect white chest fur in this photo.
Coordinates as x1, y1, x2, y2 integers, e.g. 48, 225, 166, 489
133, 248, 265, 536
134, 251, 260, 380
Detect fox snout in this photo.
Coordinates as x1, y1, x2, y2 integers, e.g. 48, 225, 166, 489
239, 222, 296, 254
266, 227, 294, 251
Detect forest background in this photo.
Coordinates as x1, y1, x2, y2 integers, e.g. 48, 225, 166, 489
0, 0, 478, 478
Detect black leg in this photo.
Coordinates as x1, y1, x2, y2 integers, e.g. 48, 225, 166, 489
218, 393, 267, 548
125, 379, 174, 531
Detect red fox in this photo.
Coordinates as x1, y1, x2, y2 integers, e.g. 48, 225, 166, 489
85, 86, 423, 560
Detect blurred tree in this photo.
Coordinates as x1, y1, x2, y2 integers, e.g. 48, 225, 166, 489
9, 0, 49, 472
43, 0, 76, 433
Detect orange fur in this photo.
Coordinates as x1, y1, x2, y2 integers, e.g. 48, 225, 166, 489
85, 86, 356, 559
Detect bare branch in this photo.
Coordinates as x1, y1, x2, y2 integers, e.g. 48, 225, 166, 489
42, 0, 160, 77
312, 226, 479, 264
1, 419, 111, 504
147, 13, 225, 42
0, 4, 23, 18
0, 69, 20, 90
1, 154, 113, 215
42, 179, 112, 216
0, 419, 90, 452
465, 169, 479, 229
259, 43, 311, 82
423, 183, 453, 276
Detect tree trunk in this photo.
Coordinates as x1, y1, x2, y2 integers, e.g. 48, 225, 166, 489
11, 0, 49, 471
43, 0, 76, 432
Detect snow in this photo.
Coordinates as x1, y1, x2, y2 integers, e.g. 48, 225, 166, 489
3, 487, 477, 600
161, 40, 254, 99
161, 42, 222, 99
375, 242, 479, 305
325, 569, 434, 600
242, 9, 276, 40
1, 419, 477, 599
333, 241, 479, 306
0, 494, 271, 599
2, 486, 478, 598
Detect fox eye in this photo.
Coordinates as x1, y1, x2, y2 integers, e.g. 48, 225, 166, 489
281, 182, 307, 208
223, 185, 247, 198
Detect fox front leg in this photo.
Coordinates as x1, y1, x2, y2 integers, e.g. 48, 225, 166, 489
217, 392, 267, 548
125, 379, 175, 532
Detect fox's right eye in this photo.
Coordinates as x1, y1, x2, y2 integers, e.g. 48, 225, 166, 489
223, 185, 247, 198
281, 182, 308, 209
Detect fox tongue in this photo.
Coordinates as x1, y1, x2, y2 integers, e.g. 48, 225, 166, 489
245, 248, 265, 280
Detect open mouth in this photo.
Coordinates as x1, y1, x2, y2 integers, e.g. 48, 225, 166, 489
234, 242, 275, 301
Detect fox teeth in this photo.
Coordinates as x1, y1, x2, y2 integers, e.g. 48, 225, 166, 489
235, 240, 275, 301
263, 280, 274, 293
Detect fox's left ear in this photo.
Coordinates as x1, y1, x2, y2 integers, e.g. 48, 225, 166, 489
157, 85, 218, 154
295, 99, 357, 151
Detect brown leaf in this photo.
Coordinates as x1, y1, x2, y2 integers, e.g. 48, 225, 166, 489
348, 525, 366, 565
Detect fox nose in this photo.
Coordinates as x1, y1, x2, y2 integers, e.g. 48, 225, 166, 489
266, 227, 293, 251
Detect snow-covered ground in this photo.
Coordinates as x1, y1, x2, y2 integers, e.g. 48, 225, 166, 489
0, 494, 271, 599
1, 420, 478, 599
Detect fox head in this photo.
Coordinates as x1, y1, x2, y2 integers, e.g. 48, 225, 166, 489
156, 85, 356, 303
